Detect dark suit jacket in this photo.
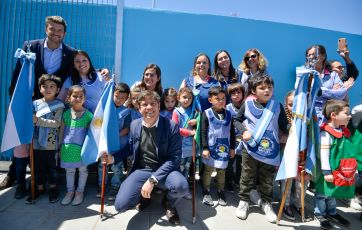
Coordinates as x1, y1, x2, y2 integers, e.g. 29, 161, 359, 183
129, 115, 182, 182
10, 39, 76, 99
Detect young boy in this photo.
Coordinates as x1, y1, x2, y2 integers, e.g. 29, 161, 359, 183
98, 83, 131, 201
201, 86, 235, 206
314, 100, 355, 229
234, 75, 289, 223
27, 74, 64, 204
225, 83, 245, 191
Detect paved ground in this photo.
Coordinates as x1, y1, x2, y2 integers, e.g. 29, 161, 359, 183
0, 161, 361, 230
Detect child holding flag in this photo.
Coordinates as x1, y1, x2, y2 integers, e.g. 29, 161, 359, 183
59, 85, 93, 205
26, 74, 64, 204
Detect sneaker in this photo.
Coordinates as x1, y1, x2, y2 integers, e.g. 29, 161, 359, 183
262, 202, 277, 223
315, 215, 333, 230
235, 200, 249, 220
72, 192, 84, 206
108, 186, 119, 201
202, 191, 214, 206
217, 190, 227, 206
326, 213, 350, 227
283, 206, 295, 221
61, 192, 75, 205
49, 188, 59, 203
14, 184, 27, 199
183, 191, 192, 200
0, 175, 15, 190
350, 197, 362, 211
25, 189, 45, 204
249, 189, 261, 206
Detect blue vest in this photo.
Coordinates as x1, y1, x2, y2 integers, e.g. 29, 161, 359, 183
226, 103, 243, 155
174, 107, 194, 158
243, 99, 281, 166
203, 108, 231, 169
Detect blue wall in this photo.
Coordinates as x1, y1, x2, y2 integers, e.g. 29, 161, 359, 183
121, 8, 362, 107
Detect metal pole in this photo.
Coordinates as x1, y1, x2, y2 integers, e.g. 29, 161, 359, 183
114, 0, 124, 82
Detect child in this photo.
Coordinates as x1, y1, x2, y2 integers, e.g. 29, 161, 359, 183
97, 83, 130, 201
13, 144, 30, 199
201, 86, 235, 206
60, 85, 93, 206
225, 83, 245, 191
234, 75, 289, 223
160, 87, 178, 120
26, 74, 64, 204
314, 100, 354, 229
172, 87, 198, 199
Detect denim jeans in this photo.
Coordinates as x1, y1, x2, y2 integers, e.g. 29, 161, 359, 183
98, 160, 124, 188
314, 192, 336, 216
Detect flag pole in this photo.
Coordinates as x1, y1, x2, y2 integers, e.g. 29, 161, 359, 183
30, 140, 35, 203
192, 139, 196, 224
100, 160, 107, 216
276, 178, 291, 225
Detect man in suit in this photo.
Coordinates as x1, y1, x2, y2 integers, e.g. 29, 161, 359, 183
114, 90, 189, 225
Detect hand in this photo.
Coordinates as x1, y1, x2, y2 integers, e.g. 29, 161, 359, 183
229, 149, 235, 159
141, 180, 154, 198
189, 130, 196, 136
333, 84, 342, 90
188, 119, 197, 126
242, 131, 252, 141
324, 174, 334, 183
343, 77, 355, 90
99, 68, 110, 81
101, 152, 114, 165
202, 150, 210, 159
33, 114, 38, 124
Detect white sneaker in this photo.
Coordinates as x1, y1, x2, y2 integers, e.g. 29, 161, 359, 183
61, 192, 74, 205
350, 197, 362, 211
249, 189, 261, 206
262, 202, 277, 223
72, 192, 84, 206
235, 200, 249, 220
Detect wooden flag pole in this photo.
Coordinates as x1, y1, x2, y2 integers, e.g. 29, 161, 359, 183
30, 141, 35, 203
100, 161, 107, 216
277, 178, 291, 225
192, 139, 196, 224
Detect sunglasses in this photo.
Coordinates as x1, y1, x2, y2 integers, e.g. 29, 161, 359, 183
246, 54, 257, 61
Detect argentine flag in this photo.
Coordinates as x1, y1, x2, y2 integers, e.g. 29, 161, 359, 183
81, 80, 120, 165
1, 49, 35, 152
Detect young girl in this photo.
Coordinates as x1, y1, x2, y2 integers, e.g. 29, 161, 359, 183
160, 87, 178, 120
60, 85, 93, 206
225, 83, 245, 191
172, 87, 198, 199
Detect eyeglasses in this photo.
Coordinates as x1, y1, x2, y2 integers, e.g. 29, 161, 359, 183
144, 73, 156, 77
246, 54, 257, 61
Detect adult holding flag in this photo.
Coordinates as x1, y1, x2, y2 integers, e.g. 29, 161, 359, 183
114, 90, 189, 225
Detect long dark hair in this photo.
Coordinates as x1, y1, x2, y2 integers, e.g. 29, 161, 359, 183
71, 50, 96, 85
213, 50, 237, 83
139, 63, 163, 97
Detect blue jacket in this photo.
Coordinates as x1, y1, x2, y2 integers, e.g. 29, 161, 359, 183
129, 115, 182, 182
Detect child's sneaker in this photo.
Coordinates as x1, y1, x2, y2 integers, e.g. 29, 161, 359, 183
61, 192, 75, 205
202, 191, 214, 206
350, 197, 362, 211
49, 188, 59, 203
217, 190, 227, 206
25, 189, 45, 204
262, 202, 277, 223
326, 213, 350, 227
14, 184, 27, 199
235, 200, 249, 220
72, 192, 84, 206
108, 186, 119, 201
315, 215, 333, 230
249, 189, 261, 206
283, 206, 295, 220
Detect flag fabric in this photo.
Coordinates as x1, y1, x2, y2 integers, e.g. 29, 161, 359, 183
81, 80, 120, 165
276, 66, 321, 180
1, 49, 35, 152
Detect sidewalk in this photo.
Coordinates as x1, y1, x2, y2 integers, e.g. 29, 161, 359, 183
0, 163, 361, 230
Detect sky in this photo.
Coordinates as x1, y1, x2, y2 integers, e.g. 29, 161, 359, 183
124, 0, 362, 35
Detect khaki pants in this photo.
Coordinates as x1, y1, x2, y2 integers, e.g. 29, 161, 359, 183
202, 164, 226, 191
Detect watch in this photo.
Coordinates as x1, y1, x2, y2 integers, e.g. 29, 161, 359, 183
148, 177, 158, 186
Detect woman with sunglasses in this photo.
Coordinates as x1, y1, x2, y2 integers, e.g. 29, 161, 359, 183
130, 64, 163, 97
238, 48, 268, 95
180, 53, 220, 112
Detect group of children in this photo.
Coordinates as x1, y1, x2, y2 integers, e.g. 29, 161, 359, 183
10, 71, 362, 229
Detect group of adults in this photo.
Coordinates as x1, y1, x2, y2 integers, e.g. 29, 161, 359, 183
1, 15, 360, 226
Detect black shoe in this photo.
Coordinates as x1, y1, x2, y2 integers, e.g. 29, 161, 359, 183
315, 215, 333, 230
283, 206, 295, 220
49, 188, 59, 203
25, 189, 45, 204
165, 206, 181, 225
225, 183, 234, 192
0, 175, 15, 190
108, 186, 119, 201
326, 213, 350, 227
136, 197, 151, 211
217, 190, 227, 206
14, 184, 27, 199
